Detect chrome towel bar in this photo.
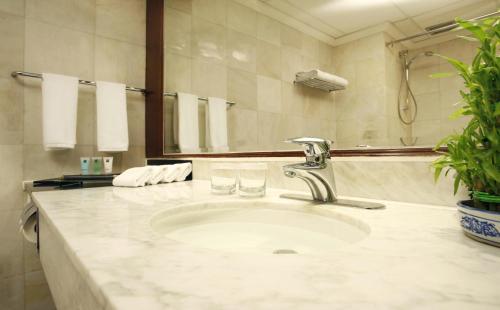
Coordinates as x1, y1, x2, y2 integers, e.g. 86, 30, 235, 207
11, 71, 236, 107
11, 71, 146, 93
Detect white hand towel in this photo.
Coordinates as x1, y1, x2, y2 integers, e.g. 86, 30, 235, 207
173, 93, 200, 153
112, 167, 153, 187
162, 165, 180, 183
41, 73, 79, 150
206, 97, 229, 152
174, 163, 192, 182
96, 81, 128, 152
147, 165, 166, 185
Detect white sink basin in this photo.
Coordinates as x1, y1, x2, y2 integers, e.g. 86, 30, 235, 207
150, 200, 370, 255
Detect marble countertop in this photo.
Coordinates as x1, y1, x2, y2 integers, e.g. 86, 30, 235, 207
32, 181, 500, 309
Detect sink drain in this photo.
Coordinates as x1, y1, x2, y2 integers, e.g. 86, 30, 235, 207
273, 249, 298, 254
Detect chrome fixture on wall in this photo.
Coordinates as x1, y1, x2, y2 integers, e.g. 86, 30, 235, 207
397, 50, 435, 125
281, 137, 337, 202
386, 11, 500, 47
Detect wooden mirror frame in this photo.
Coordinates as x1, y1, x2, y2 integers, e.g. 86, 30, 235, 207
145, 0, 442, 158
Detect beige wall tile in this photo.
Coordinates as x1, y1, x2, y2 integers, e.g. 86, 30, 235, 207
96, 0, 145, 45
281, 81, 304, 117
227, 29, 256, 73
191, 18, 226, 63
23, 145, 94, 180
0, 145, 23, 211
257, 14, 280, 46
95, 36, 145, 87
257, 40, 280, 79
121, 145, 146, 169
191, 59, 227, 98
227, 107, 258, 151
164, 8, 191, 57
257, 111, 281, 149
25, 19, 94, 81
26, 0, 95, 33
257, 75, 281, 113
227, 1, 256, 37
165, 0, 192, 14
0, 11, 24, 145
414, 91, 440, 121
0, 79, 23, 145
0, 12, 24, 79
0, 275, 24, 310
227, 68, 257, 110
280, 46, 303, 83
164, 52, 192, 93
126, 93, 145, 147
0, 0, 24, 16
280, 24, 302, 51
192, 0, 226, 26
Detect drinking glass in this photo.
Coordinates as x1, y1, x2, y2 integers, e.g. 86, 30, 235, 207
210, 163, 237, 194
238, 163, 267, 197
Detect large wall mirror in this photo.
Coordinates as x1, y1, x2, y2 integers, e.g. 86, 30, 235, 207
147, 0, 498, 157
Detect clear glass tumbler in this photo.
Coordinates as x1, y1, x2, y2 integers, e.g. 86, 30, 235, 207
210, 163, 238, 194
238, 163, 267, 197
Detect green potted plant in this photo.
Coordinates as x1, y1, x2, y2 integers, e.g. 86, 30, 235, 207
432, 16, 500, 246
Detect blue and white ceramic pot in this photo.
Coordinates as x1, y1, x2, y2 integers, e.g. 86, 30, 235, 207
457, 200, 500, 247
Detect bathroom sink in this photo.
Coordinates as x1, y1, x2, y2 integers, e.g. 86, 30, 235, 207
150, 200, 369, 255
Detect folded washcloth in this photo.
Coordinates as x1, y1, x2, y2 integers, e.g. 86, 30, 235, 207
147, 165, 167, 185
96, 81, 129, 152
41, 73, 79, 150
112, 167, 153, 187
206, 97, 229, 152
173, 93, 200, 153
161, 165, 180, 183
174, 163, 192, 182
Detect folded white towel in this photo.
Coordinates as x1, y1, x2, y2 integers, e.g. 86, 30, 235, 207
308, 69, 348, 87
41, 73, 79, 150
96, 81, 129, 152
147, 165, 166, 185
160, 165, 179, 183
112, 167, 153, 187
206, 97, 229, 152
174, 163, 192, 182
173, 93, 200, 153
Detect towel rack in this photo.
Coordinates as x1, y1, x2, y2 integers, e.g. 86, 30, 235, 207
12, 71, 237, 107
11, 71, 146, 93
163, 92, 236, 107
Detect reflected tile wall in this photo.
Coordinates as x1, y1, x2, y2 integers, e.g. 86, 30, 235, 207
408, 38, 478, 145
164, 0, 337, 153
0, 0, 147, 308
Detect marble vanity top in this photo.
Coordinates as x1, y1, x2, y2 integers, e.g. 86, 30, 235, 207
32, 181, 500, 309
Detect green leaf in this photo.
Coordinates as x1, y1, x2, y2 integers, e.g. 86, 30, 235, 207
453, 174, 461, 195
457, 35, 479, 42
429, 72, 454, 79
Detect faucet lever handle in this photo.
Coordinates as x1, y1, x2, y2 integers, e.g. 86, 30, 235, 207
284, 137, 332, 161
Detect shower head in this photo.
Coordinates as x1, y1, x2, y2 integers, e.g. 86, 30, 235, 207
407, 51, 435, 67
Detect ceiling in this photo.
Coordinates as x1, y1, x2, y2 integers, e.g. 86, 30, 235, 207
257, 0, 499, 46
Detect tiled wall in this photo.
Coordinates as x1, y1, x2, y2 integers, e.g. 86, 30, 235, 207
162, 0, 337, 153
407, 38, 477, 145
332, 33, 408, 148
332, 33, 478, 148
0, 0, 146, 309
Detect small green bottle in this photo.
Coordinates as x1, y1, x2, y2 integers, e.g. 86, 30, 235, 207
92, 157, 102, 175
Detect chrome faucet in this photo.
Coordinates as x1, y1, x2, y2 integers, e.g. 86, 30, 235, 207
282, 137, 337, 202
